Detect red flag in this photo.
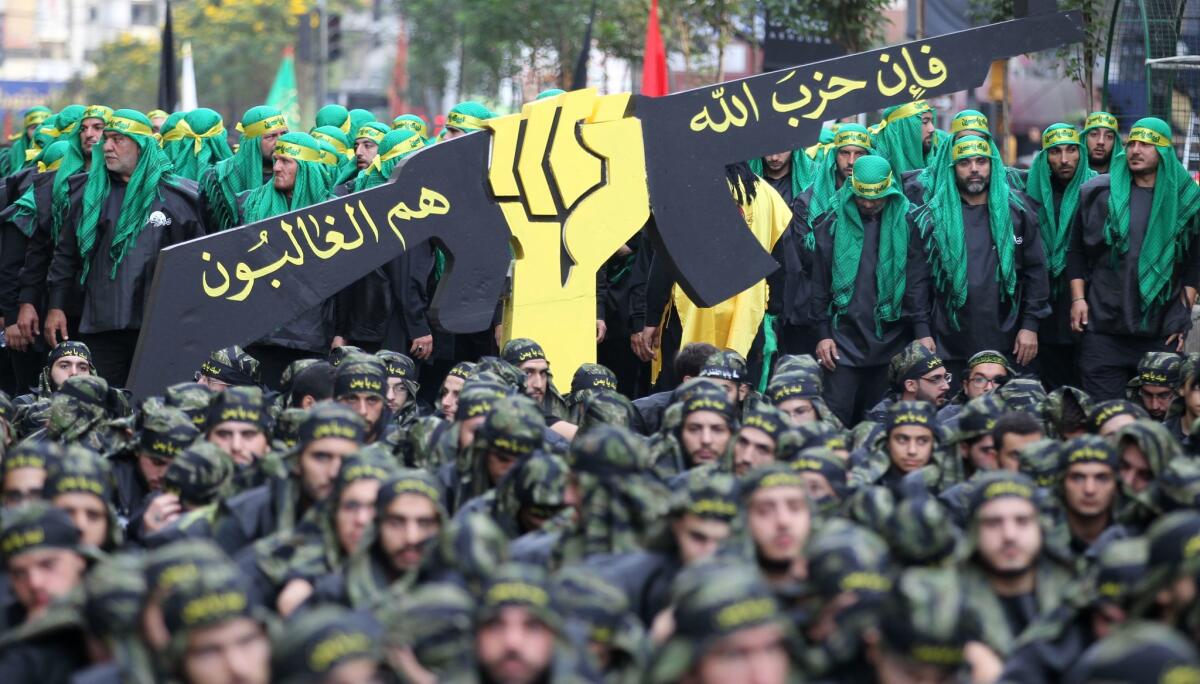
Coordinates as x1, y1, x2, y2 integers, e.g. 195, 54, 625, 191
642, 0, 668, 96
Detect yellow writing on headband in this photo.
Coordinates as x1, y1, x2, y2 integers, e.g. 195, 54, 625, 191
446, 111, 487, 131
834, 130, 872, 150
1041, 127, 1080, 149
356, 126, 386, 143
239, 115, 289, 140
951, 115, 989, 135
852, 173, 893, 198
952, 140, 991, 161
885, 101, 930, 124
273, 140, 327, 164
1084, 112, 1118, 131
107, 116, 155, 138
1128, 126, 1170, 148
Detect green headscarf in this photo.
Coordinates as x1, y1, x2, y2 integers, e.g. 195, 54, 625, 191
158, 111, 189, 167
347, 109, 376, 135
8, 140, 71, 238
1104, 117, 1200, 318
1082, 111, 1120, 139
830, 155, 910, 337
171, 108, 232, 181
314, 104, 351, 134
51, 105, 109, 243
872, 100, 933, 173
77, 110, 178, 282
354, 128, 425, 192
310, 125, 357, 185
6, 106, 51, 173
202, 105, 288, 231
916, 109, 993, 207
1024, 123, 1096, 282
440, 101, 494, 139
747, 149, 817, 206
240, 132, 337, 224
917, 134, 1019, 328
806, 124, 874, 228
392, 113, 430, 140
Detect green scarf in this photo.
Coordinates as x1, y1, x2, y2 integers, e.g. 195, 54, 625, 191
6, 106, 51, 174
916, 110, 991, 207
439, 101, 494, 139
1103, 117, 1200, 317
10, 140, 71, 237
314, 104, 351, 134
1024, 123, 1096, 282
748, 149, 816, 202
52, 105, 110, 243
311, 125, 358, 186
158, 112, 190, 168
171, 108, 232, 181
76, 110, 177, 282
392, 113, 430, 140
353, 128, 425, 192
917, 135, 1019, 329
872, 101, 932, 173
830, 155, 909, 338
240, 132, 336, 224
807, 124, 874, 229
202, 105, 288, 231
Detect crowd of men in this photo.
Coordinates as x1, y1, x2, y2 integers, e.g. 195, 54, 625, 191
0, 89, 1197, 683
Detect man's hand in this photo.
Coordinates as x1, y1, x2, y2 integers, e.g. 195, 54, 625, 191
43, 308, 68, 347
1070, 299, 1088, 332
1168, 332, 1187, 352
816, 338, 839, 371
276, 578, 314, 618
142, 493, 182, 535
17, 304, 39, 342
916, 336, 936, 353
5, 324, 27, 352
493, 324, 504, 351
1013, 328, 1038, 366
596, 320, 607, 343
638, 325, 661, 362
410, 334, 434, 360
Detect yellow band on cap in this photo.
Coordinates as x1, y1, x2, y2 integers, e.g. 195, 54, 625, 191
312, 130, 350, 156
885, 100, 930, 124
190, 123, 227, 154
24, 111, 49, 128
952, 115, 989, 135
356, 126, 385, 143
1041, 127, 1080, 149
37, 125, 61, 139
273, 140, 326, 164
107, 116, 155, 138
24, 147, 40, 161
834, 130, 872, 150
952, 139, 991, 161
1128, 126, 1171, 148
381, 134, 425, 162
239, 115, 288, 140
37, 158, 62, 173
1085, 112, 1119, 131
161, 119, 192, 143
852, 172, 893, 198
393, 119, 428, 137
82, 106, 112, 124
446, 111, 486, 131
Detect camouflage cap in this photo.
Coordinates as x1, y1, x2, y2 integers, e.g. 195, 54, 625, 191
328, 345, 367, 367
47, 340, 93, 368
1064, 621, 1200, 684
333, 353, 387, 400
377, 581, 474, 672
423, 512, 508, 595
197, 345, 261, 387
779, 422, 850, 455
967, 470, 1037, 520
888, 497, 959, 566
570, 363, 618, 394
967, 349, 1010, 372
2, 439, 61, 476
474, 394, 544, 457
163, 442, 235, 507
806, 521, 893, 599
951, 394, 1007, 443
47, 375, 111, 437
766, 370, 822, 404
885, 400, 938, 438
699, 350, 749, 384
1181, 352, 1200, 389
164, 382, 215, 430
740, 403, 789, 441
679, 384, 735, 426
1059, 434, 1119, 472
1134, 351, 1184, 388
773, 353, 822, 377
455, 380, 510, 422
1088, 400, 1148, 434
376, 349, 417, 381
1115, 419, 1179, 480
577, 389, 637, 435
1087, 537, 1148, 609
888, 341, 945, 389
43, 443, 113, 502
376, 468, 447, 519
1017, 438, 1063, 489
83, 552, 146, 638
15, 397, 51, 438
334, 446, 398, 500
739, 462, 808, 503
206, 386, 271, 433
272, 407, 307, 450
878, 567, 976, 669
995, 378, 1047, 414
479, 562, 560, 634
138, 404, 200, 460
1132, 511, 1200, 614
507, 450, 572, 511
272, 605, 381, 684
552, 566, 635, 645
0, 500, 83, 564
473, 356, 529, 395
787, 447, 848, 500
296, 402, 366, 449
143, 539, 233, 595
569, 424, 650, 476
279, 358, 321, 395
1042, 386, 1093, 438
160, 566, 256, 663
648, 560, 790, 683
670, 468, 739, 522
1156, 456, 1200, 512
843, 486, 896, 536
501, 338, 547, 366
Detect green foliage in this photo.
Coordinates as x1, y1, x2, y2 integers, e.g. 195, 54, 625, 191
762, 0, 896, 53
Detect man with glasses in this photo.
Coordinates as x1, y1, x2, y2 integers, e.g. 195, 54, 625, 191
1128, 351, 1182, 422
939, 350, 1011, 425
1, 442, 59, 509
867, 342, 951, 421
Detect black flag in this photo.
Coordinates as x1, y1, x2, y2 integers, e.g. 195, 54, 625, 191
157, 1, 177, 111
571, 0, 597, 90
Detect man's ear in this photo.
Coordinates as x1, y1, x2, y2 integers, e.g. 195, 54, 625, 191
903, 379, 918, 396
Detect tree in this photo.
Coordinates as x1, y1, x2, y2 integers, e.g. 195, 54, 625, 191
762, 0, 896, 54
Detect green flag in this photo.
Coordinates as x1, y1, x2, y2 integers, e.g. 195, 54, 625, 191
266, 46, 302, 132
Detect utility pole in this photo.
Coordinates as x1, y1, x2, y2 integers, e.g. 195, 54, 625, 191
316, 0, 328, 106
